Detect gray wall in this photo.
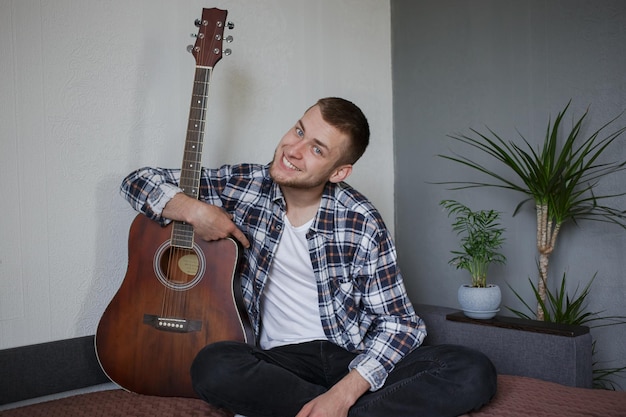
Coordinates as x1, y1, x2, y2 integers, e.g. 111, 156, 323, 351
392, 0, 626, 388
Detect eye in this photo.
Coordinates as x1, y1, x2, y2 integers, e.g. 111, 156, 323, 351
313, 146, 323, 156
295, 127, 304, 138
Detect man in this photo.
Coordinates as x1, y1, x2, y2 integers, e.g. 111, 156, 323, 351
121, 97, 496, 417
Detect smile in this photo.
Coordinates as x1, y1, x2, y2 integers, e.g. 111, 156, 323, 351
283, 156, 301, 171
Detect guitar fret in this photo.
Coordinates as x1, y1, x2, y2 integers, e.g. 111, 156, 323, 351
183, 150, 202, 156
172, 226, 194, 235
172, 221, 195, 245
183, 153, 202, 161
184, 138, 202, 144
182, 162, 201, 168
185, 146, 202, 154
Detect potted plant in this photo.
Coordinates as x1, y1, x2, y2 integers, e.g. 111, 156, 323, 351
440, 199, 507, 319
438, 102, 626, 320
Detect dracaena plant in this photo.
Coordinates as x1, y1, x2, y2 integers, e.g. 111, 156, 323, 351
440, 200, 506, 288
508, 271, 626, 389
439, 102, 626, 320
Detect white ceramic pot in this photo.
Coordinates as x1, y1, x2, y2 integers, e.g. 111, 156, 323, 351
457, 284, 501, 319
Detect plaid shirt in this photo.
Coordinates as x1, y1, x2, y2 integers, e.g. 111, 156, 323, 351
120, 163, 426, 390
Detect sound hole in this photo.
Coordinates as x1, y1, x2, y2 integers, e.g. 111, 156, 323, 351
154, 241, 206, 290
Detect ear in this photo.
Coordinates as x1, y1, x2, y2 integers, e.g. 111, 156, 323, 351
328, 164, 353, 183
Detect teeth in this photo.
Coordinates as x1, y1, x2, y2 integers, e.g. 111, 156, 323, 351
283, 156, 300, 171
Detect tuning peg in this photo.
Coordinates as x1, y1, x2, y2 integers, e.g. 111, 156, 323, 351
194, 18, 202, 27
227, 21, 235, 30
223, 49, 232, 56
224, 35, 234, 43
186, 45, 194, 53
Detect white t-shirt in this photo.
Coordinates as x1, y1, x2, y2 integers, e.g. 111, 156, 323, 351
259, 216, 326, 350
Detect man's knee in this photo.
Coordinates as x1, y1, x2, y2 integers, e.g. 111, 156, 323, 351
190, 340, 252, 398
443, 344, 497, 404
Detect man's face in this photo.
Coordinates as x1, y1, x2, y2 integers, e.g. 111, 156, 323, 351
269, 105, 352, 190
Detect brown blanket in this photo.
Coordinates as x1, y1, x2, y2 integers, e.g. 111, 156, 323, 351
3, 375, 626, 417
463, 374, 626, 416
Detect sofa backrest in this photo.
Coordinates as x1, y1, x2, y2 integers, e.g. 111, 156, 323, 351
415, 304, 593, 388
0, 336, 109, 405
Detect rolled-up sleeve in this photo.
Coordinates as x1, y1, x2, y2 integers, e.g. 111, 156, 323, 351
120, 167, 182, 225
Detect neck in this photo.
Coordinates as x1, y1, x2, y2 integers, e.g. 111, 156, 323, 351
281, 185, 324, 227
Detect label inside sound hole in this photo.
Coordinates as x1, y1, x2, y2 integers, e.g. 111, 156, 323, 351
178, 254, 199, 275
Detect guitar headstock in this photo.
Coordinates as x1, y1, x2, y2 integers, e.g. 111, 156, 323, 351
190, 8, 233, 68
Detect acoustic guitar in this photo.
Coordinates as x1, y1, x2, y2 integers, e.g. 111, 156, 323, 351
95, 8, 253, 398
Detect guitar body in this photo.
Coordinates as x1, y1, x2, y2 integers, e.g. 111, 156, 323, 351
95, 215, 252, 398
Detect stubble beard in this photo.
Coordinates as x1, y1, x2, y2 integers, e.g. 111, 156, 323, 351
269, 163, 328, 190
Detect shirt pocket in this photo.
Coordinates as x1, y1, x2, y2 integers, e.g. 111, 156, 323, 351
332, 278, 365, 348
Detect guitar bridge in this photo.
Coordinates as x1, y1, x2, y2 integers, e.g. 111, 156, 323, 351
143, 314, 202, 333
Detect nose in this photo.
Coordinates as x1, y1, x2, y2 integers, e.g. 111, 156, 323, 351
286, 138, 306, 159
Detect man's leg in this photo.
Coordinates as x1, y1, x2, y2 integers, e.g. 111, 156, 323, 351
190, 340, 355, 417
349, 344, 497, 417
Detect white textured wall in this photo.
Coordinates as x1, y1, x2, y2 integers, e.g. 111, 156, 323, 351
0, 0, 393, 349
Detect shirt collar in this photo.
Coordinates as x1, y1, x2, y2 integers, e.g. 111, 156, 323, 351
264, 164, 338, 238
310, 182, 338, 238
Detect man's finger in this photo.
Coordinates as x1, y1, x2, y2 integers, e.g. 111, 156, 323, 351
232, 228, 250, 248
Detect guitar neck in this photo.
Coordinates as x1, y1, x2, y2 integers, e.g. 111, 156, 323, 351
173, 66, 213, 248
180, 66, 213, 199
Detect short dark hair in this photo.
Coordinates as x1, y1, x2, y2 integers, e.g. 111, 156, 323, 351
315, 97, 370, 165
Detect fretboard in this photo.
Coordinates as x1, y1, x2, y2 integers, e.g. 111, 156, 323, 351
171, 66, 213, 249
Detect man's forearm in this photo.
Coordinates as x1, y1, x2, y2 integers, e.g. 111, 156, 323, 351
162, 193, 250, 247
162, 192, 194, 222
330, 369, 371, 406
295, 369, 371, 417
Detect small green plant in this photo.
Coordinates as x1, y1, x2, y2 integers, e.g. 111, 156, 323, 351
508, 271, 626, 389
440, 200, 506, 288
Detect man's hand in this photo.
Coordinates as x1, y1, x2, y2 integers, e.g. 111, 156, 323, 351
163, 193, 250, 248
295, 370, 370, 417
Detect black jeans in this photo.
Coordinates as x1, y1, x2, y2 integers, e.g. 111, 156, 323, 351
190, 340, 497, 417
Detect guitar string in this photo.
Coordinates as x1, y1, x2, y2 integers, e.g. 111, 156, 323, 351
160, 29, 214, 321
